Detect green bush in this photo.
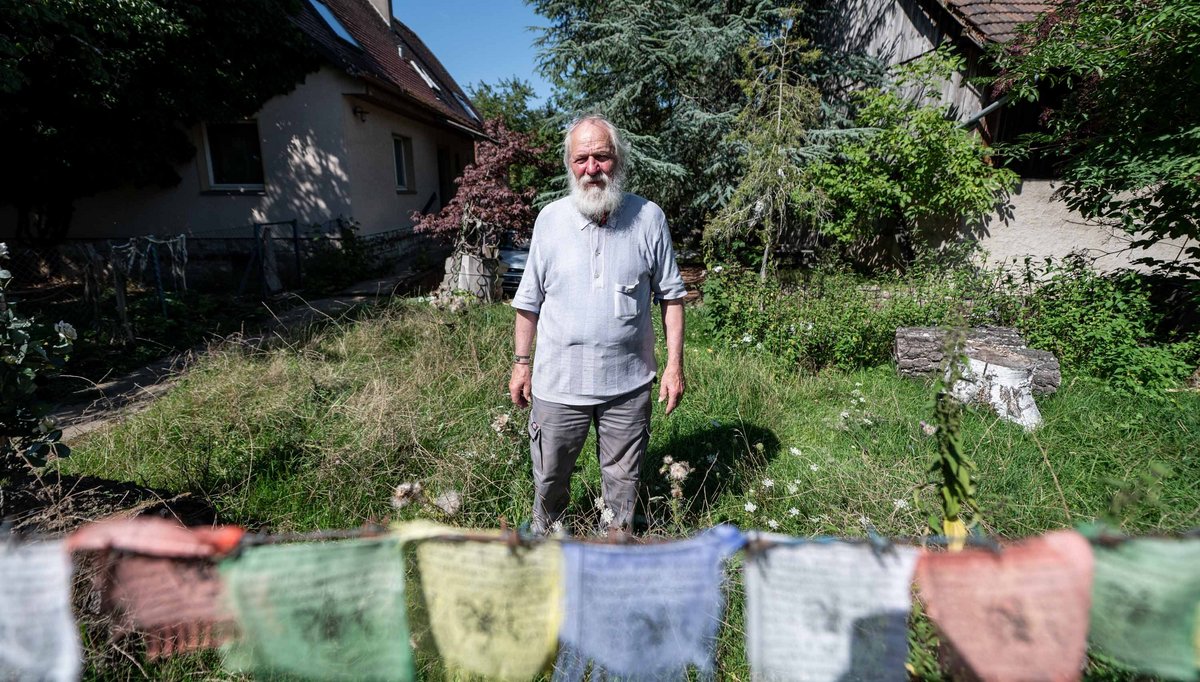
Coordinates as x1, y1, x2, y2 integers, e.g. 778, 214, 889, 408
0, 244, 73, 471
703, 256, 1198, 393
1021, 259, 1199, 394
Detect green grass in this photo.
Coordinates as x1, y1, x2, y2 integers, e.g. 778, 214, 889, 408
63, 300, 1200, 680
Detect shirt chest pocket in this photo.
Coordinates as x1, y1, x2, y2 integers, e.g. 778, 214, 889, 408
613, 281, 642, 319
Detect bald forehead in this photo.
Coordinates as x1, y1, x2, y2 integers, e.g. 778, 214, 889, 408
569, 121, 615, 157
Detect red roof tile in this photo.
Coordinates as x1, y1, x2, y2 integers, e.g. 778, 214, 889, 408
294, 0, 484, 135
941, 0, 1056, 43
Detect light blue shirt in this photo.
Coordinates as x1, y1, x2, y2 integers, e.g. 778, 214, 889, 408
512, 194, 686, 405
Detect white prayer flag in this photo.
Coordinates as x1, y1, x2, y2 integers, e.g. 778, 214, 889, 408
0, 540, 81, 682
744, 539, 919, 682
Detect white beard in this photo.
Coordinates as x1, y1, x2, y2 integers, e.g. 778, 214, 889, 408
569, 171, 624, 223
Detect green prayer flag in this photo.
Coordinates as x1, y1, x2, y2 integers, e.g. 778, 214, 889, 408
1087, 532, 1200, 680
220, 536, 413, 681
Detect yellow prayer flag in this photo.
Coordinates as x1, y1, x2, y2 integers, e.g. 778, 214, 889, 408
415, 537, 562, 681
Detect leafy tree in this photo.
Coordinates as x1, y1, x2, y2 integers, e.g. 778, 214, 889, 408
994, 0, 1200, 276
807, 49, 1018, 256
528, 0, 784, 238
704, 13, 824, 279
467, 77, 559, 198
411, 119, 550, 250
0, 0, 319, 242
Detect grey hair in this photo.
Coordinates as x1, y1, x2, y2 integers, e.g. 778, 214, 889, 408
562, 113, 629, 181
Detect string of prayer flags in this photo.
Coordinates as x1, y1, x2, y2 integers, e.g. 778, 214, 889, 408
0, 540, 80, 682
1083, 528, 1200, 681
743, 536, 919, 682
915, 530, 1094, 682
414, 530, 562, 681
554, 524, 744, 681
220, 536, 414, 681
73, 517, 245, 658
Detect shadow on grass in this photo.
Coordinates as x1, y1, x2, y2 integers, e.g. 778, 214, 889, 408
639, 421, 780, 531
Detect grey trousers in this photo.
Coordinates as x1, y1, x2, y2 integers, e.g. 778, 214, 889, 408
529, 386, 652, 534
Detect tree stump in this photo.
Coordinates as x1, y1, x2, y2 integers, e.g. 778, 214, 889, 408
950, 348, 1042, 431
895, 326, 1061, 395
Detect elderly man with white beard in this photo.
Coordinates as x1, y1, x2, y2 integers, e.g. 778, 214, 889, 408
509, 113, 687, 535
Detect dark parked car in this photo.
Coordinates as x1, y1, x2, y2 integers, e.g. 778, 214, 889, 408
498, 233, 530, 297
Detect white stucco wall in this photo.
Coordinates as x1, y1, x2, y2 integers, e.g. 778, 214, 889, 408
342, 103, 474, 235
972, 180, 1194, 273
0, 65, 476, 240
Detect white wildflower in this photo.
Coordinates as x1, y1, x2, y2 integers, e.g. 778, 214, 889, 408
54, 321, 77, 342
433, 490, 463, 517
761, 478, 774, 488
712, 265, 724, 273
767, 519, 780, 530
788, 507, 800, 517
789, 446, 801, 457
548, 520, 565, 535
390, 482, 424, 509
705, 452, 717, 464
861, 418, 873, 426
858, 515, 871, 527
854, 382, 863, 388
920, 420, 937, 436
809, 464, 819, 472
893, 498, 910, 510
600, 507, 615, 527
744, 502, 757, 513
839, 411, 850, 420
741, 335, 753, 344
594, 496, 607, 510
786, 482, 799, 495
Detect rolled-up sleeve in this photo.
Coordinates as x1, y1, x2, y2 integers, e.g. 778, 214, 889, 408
650, 218, 686, 301
511, 228, 544, 313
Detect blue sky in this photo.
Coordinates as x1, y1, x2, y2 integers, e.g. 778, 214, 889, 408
392, 1, 553, 104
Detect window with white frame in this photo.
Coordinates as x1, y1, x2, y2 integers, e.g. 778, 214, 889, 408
393, 135, 414, 192
203, 121, 265, 190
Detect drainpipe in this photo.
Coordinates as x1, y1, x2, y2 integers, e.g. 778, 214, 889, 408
960, 93, 1012, 130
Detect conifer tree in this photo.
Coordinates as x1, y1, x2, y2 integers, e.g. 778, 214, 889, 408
529, 0, 783, 239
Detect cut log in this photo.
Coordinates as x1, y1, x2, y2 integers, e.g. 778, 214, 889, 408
950, 347, 1042, 431
895, 326, 1061, 394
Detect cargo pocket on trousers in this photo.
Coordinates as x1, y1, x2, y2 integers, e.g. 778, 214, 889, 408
528, 419, 543, 473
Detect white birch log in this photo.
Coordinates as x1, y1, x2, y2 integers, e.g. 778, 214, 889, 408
950, 348, 1042, 431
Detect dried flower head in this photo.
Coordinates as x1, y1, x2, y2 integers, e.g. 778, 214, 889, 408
390, 482, 424, 509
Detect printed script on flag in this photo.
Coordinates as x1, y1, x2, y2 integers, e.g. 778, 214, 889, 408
554, 525, 743, 681
0, 541, 80, 682
744, 538, 919, 682
915, 530, 1094, 682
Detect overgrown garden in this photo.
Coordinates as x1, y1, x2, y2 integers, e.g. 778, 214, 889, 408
3, 0, 1200, 679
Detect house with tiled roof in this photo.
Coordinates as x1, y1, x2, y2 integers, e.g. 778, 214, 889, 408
820, 0, 1192, 271
35, 0, 485, 246
820, 0, 1054, 143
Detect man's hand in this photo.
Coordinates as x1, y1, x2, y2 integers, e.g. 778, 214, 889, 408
510, 363, 532, 408
658, 364, 684, 415
659, 299, 685, 415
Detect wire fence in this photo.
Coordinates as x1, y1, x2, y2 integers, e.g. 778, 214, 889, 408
4, 219, 423, 350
